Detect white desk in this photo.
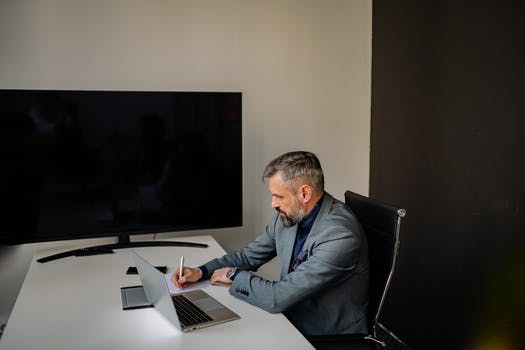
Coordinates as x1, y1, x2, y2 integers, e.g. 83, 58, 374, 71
0, 235, 314, 350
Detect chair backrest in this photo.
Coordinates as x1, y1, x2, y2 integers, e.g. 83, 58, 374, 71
344, 190, 405, 335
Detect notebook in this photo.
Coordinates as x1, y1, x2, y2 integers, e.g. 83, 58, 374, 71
130, 251, 240, 332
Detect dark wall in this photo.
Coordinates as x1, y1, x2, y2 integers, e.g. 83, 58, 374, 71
370, 1, 525, 349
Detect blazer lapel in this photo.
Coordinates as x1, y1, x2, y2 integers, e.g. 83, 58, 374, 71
303, 193, 333, 253
278, 193, 334, 276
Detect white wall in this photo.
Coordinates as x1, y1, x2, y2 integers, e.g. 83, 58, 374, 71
0, 0, 372, 326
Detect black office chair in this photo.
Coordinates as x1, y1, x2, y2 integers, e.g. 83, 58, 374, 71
307, 190, 406, 350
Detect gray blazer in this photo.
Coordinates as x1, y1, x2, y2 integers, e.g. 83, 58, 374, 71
203, 193, 370, 336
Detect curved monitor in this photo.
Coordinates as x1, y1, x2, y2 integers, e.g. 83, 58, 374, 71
0, 89, 242, 245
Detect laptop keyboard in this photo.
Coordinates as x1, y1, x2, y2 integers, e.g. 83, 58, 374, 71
172, 294, 213, 327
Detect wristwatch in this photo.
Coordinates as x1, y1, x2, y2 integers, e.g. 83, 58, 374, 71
226, 267, 238, 280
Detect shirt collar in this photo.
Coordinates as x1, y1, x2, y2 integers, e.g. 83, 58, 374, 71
298, 193, 325, 231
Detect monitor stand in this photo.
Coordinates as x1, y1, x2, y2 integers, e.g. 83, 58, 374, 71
36, 233, 208, 263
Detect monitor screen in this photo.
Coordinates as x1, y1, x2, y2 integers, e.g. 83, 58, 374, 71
0, 89, 242, 245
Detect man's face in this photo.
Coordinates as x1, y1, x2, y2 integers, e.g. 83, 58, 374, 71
268, 173, 306, 227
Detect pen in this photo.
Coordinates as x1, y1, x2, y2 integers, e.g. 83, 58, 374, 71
179, 256, 184, 279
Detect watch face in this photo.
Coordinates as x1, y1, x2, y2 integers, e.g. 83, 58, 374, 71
227, 267, 236, 279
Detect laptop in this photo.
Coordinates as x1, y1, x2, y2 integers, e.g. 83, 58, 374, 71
129, 251, 240, 332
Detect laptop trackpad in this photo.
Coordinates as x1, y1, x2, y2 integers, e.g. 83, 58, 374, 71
193, 297, 223, 312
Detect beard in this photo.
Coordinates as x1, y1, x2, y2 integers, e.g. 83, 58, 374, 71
277, 204, 306, 227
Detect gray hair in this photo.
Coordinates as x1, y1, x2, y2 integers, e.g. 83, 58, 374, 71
262, 151, 324, 193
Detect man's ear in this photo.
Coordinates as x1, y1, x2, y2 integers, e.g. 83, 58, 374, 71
299, 184, 313, 203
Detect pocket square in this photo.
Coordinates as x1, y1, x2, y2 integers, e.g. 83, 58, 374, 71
291, 250, 308, 271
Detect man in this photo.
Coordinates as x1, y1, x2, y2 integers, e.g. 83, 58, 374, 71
172, 151, 369, 336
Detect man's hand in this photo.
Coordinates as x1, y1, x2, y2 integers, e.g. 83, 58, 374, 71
210, 267, 234, 285
171, 266, 203, 288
